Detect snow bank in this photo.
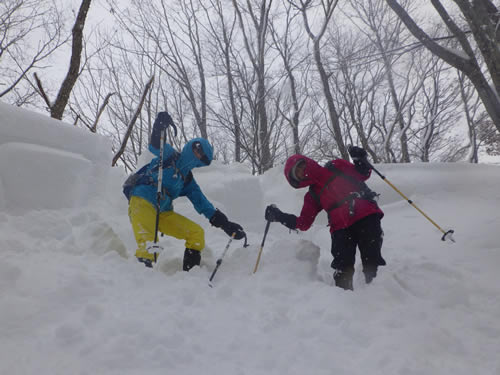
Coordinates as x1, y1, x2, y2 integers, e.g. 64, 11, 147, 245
1, 101, 500, 375
0, 101, 114, 213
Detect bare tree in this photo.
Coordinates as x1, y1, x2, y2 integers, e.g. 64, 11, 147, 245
98, 34, 160, 169
112, 75, 155, 166
34, 0, 92, 120
231, 0, 274, 173
201, 0, 243, 161
409, 54, 463, 162
478, 119, 500, 158
346, 0, 416, 162
326, 26, 386, 163
0, 0, 66, 105
385, 0, 500, 134
269, 0, 308, 155
289, 0, 348, 159
66, 30, 118, 134
109, 0, 210, 139
457, 71, 489, 163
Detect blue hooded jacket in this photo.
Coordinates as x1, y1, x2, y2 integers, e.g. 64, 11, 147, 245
130, 137, 216, 220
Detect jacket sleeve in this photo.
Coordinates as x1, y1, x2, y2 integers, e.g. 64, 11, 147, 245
180, 177, 216, 220
148, 138, 176, 160
295, 191, 323, 231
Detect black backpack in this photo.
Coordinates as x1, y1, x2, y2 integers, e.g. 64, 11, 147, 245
122, 152, 182, 201
309, 161, 379, 216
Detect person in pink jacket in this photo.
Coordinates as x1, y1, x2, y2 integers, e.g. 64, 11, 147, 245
265, 146, 385, 290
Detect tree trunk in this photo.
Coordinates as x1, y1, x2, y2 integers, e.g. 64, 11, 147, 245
51, 0, 92, 120
112, 76, 154, 167
313, 42, 348, 159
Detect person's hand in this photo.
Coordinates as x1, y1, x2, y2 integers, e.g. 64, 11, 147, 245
265, 204, 282, 222
210, 209, 228, 228
210, 209, 246, 240
265, 204, 297, 230
223, 221, 246, 240
154, 112, 174, 131
348, 145, 368, 162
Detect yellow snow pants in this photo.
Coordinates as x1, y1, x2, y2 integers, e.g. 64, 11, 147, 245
128, 196, 205, 262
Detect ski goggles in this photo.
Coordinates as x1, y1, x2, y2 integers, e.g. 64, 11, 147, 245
192, 141, 211, 165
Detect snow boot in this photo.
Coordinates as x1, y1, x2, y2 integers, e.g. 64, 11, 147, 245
135, 248, 157, 268
363, 264, 378, 284
183, 248, 201, 271
333, 266, 354, 290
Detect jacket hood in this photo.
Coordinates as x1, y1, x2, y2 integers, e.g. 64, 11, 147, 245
177, 138, 214, 175
284, 154, 316, 189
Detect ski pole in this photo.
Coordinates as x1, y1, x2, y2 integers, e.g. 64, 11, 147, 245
209, 233, 236, 286
366, 161, 455, 242
148, 129, 167, 264
253, 220, 271, 273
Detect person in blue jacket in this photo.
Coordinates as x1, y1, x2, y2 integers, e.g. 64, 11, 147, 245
128, 112, 246, 270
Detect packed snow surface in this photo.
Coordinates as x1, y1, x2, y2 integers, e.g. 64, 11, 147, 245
1, 102, 499, 375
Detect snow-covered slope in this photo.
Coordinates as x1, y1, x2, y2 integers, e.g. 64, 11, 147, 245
1, 102, 499, 375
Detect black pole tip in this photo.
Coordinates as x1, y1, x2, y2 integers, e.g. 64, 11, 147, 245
441, 229, 455, 242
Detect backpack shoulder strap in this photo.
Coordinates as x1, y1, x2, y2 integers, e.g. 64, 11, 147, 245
161, 150, 180, 169
312, 162, 342, 204
308, 186, 321, 207
312, 160, 377, 209
324, 160, 369, 192
184, 171, 194, 186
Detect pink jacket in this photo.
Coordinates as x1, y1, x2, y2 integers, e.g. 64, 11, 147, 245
284, 155, 383, 232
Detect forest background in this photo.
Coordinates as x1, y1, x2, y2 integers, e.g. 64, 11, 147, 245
2, 0, 500, 173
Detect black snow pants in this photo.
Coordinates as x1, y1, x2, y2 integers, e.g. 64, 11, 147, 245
330, 213, 386, 272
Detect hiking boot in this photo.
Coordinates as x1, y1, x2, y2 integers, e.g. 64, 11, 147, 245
183, 248, 201, 271
363, 264, 378, 284
333, 266, 354, 290
135, 248, 158, 268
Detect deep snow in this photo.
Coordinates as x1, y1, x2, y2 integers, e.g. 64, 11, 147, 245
0, 101, 499, 375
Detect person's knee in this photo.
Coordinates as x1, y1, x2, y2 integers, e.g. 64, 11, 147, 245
187, 225, 205, 251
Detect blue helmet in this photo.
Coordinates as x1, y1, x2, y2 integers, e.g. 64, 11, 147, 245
177, 138, 214, 175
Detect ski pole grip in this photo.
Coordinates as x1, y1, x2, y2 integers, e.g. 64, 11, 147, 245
365, 160, 385, 179
170, 122, 178, 137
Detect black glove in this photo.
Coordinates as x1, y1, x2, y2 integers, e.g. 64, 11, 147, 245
154, 112, 174, 131
210, 209, 246, 240
222, 221, 246, 240
265, 204, 297, 230
265, 204, 281, 222
210, 209, 228, 228
151, 112, 177, 149
348, 145, 368, 162
348, 145, 370, 176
